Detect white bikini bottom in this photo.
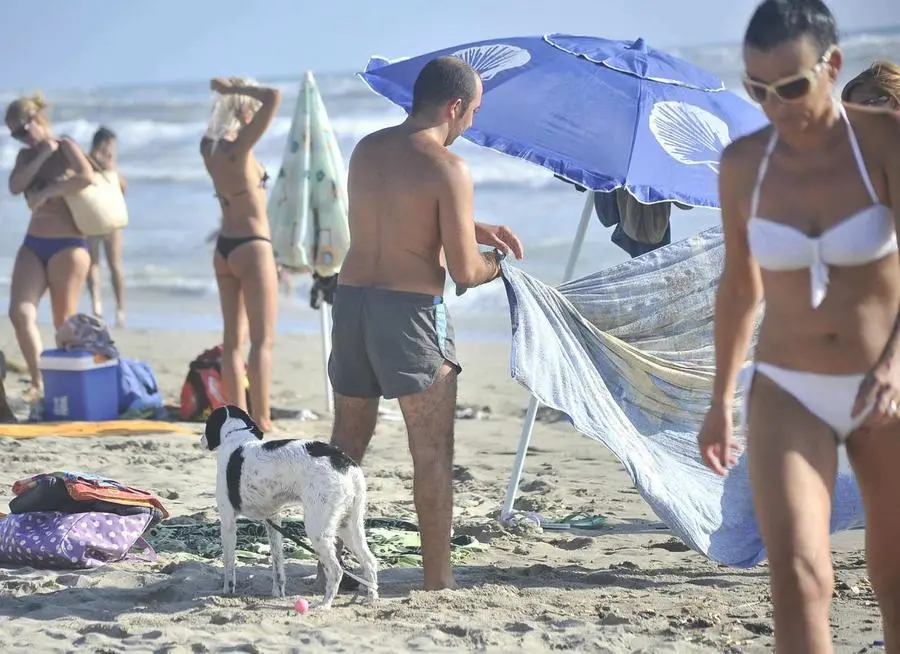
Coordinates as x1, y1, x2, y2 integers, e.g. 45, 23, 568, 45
740, 362, 870, 442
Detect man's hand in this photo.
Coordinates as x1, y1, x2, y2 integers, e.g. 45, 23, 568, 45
474, 222, 524, 260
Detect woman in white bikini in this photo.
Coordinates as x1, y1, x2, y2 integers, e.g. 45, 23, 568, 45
698, 1, 900, 651
201, 77, 281, 433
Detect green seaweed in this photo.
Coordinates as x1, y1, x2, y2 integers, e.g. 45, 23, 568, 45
145, 516, 487, 567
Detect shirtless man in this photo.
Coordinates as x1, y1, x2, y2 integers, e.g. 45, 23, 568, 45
328, 56, 524, 590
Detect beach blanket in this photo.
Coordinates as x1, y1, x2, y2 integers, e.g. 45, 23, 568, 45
146, 517, 487, 567
0, 420, 196, 439
499, 225, 865, 568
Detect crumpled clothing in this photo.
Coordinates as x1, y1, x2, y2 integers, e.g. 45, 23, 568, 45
55, 313, 119, 360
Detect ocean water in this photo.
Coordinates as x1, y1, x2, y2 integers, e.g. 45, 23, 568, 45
0, 30, 897, 340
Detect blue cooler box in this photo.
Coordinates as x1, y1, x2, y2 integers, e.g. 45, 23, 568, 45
39, 349, 119, 421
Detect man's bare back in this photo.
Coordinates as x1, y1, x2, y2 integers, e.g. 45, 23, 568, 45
340, 125, 476, 297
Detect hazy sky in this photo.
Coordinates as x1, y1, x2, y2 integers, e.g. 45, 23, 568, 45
0, 0, 895, 91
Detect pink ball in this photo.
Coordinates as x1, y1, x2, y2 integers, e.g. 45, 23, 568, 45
294, 598, 309, 614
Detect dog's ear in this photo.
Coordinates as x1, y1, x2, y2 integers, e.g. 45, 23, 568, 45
228, 405, 264, 440
203, 406, 230, 450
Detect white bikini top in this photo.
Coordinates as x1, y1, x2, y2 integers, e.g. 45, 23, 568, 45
747, 104, 897, 308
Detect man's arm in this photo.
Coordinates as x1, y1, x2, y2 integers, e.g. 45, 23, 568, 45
437, 157, 503, 288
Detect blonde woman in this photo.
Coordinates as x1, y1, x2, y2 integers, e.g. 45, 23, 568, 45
842, 59, 900, 110
5, 94, 94, 399
200, 77, 281, 432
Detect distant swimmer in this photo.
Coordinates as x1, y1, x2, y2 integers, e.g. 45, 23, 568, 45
85, 126, 128, 327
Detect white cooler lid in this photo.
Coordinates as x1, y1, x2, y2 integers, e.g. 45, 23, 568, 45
39, 350, 119, 372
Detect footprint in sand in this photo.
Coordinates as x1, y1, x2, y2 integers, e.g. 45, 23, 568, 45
78, 623, 130, 639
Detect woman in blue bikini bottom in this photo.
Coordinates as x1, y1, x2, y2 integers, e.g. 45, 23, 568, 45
23, 235, 89, 269
5, 93, 94, 399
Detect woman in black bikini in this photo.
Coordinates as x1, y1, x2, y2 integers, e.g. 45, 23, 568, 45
201, 77, 282, 432
5, 94, 95, 400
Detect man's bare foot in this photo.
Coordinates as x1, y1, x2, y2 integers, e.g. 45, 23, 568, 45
255, 416, 275, 433
423, 572, 457, 591
115, 310, 125, 328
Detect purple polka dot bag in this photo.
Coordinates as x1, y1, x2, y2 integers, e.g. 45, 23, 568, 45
0, 511, 156, 569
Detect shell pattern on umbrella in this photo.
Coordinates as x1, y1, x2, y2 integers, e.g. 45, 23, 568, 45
451, 44, 532, 82
649, 101, 733, 173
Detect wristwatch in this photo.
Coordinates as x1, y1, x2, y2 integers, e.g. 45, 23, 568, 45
455, 248, 506, 297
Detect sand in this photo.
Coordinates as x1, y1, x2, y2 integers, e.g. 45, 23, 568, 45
0, 323, 884, 653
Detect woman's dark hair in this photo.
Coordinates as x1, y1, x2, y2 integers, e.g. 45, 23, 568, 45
91, 126, 117, 149
411, 56, 479, 116
744, 0, 838, 53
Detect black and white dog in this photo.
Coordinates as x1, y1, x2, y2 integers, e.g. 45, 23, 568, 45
201, 405, 378, 609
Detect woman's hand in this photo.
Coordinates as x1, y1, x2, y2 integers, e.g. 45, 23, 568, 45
210, 77, 232, 94
698, 403, 742, 476
25, 188, 48, 211
36, 139, 58, 158
852, 356, 900, 428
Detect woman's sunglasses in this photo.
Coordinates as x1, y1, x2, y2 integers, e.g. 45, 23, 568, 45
743, 47, 835, 104
860, 96, 891, 107
10, 120, 32, 141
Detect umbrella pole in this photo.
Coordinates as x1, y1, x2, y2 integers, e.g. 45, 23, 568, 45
501, 191, 595, 521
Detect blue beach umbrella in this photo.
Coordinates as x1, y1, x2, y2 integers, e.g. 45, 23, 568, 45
359, 34, 768, 208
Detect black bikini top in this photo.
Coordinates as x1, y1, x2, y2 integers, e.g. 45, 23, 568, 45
214, 167, 270, 207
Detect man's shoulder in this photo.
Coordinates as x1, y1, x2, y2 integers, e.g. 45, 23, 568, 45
354, 125, 398, 149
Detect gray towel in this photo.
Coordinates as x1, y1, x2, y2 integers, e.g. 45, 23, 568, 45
498, 226, 864, 568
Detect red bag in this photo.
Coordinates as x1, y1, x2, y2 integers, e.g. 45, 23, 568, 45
179, 345, 251, 421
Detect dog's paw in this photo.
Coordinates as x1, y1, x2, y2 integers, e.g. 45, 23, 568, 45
309, 599, 334, 612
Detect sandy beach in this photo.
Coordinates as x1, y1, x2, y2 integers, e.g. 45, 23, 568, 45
0, 322, 882, 653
